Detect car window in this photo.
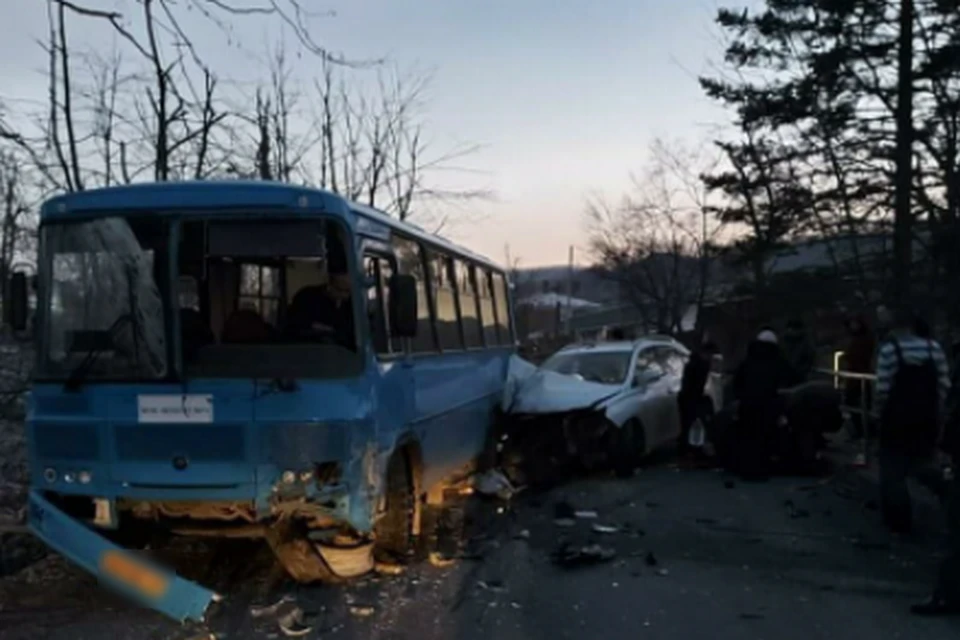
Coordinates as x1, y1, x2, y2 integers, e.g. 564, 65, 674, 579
540, 350, 632, 385
659, 347, 687, 377
634, 347, 666, 383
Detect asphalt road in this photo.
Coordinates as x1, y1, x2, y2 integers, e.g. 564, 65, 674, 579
1, 460, 958, 640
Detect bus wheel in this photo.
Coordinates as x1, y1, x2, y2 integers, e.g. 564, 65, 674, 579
265, 524, 341, 584
374, 452, 415, 562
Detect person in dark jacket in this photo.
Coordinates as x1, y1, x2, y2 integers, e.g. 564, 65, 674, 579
844, 313, 876, 440
912, 341, 960, 616
781, 318, 816, 383
678, 340, 718, 456
730, 330, 796, 479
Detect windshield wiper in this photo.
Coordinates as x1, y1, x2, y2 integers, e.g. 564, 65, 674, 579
63, 314, 133, 391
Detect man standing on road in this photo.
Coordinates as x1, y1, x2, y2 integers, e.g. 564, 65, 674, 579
678, 340, 718, 460
874, 307, 950, 534
911, 342, 960, 616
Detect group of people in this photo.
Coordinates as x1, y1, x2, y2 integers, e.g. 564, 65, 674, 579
677, 319, 821, 478
677, 306, 959, 616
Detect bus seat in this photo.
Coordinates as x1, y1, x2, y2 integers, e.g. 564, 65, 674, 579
221, 308, 274, 344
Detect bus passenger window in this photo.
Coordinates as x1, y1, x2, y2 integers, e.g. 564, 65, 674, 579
456, 261, 482, 348
477, 269, 498, 347
492, 272, 513, 345
365, 255, 394, 355
393, 236, 436, 353
430, 252, 462, 351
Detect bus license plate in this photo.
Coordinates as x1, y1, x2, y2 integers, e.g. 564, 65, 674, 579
100, 550, 169, 599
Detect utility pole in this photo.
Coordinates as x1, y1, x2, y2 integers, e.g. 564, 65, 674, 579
893, 0, 914, 303
565, 245, 574, 335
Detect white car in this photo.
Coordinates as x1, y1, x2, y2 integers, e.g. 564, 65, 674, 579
504, 336, 722, 476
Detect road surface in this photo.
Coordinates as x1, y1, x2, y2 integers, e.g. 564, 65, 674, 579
0, 460, 957, 640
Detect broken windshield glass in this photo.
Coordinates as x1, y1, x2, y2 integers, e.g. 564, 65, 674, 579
539, 351, 632, 385
37, 217, 169, 380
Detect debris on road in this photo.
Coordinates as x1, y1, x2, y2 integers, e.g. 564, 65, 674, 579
514, 529, 531, 540
474, 469, 517, 500
644, 552, 658, 567
348, 604, 376, 618
249, 594, 313, 637
574, 510, 598, 520
591, 524, 619, 534
249, 594, 296, 619
428, 551, 457, 568
478, 579, 506, 593
552, 543, 616, 568
374, 560, 405, 576
656, 568, 669, 577
278, 619, 313, 638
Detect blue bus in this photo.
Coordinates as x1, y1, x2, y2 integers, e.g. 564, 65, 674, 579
10, 181, 516, 622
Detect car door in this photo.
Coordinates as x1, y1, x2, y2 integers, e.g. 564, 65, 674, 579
657, 346, 687, 442
631, 346, 671, 446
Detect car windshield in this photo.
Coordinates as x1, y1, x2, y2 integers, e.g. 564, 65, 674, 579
539, 350, 632, 385
37, 217, 170, 380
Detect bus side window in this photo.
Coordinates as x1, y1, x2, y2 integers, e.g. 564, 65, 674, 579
430, 252, 462, 351
365, 255, 394, 356
392, 236, 436, 353
456, 260, 482, 349
477, 268, 498, 347
491, 272, 513, 345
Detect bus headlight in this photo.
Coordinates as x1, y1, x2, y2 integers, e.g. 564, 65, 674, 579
43, 468, 57, 483
78, 470, 92, 485
63, 472, 76, 484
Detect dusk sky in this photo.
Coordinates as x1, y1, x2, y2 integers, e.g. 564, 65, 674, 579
0, 0, 749, 268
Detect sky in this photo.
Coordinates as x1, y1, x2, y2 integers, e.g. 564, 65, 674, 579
0, 0, 743, 268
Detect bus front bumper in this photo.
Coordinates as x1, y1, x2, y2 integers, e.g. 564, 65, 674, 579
26, 489, 220, 623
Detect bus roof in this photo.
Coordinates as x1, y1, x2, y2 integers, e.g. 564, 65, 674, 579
350, 202, 503, 272
39, 180, 505, 272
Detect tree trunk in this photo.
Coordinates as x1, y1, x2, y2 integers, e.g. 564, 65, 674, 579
893, 0, 914, 303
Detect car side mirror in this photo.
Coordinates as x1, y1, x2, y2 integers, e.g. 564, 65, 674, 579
389, 273, 418, 338
7, 271, 28, 332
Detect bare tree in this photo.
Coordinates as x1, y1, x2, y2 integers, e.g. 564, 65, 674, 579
586, 139, 727, 334
0, 151, 38, 310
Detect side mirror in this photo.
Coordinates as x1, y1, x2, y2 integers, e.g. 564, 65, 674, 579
389, 274, 418, 338
7, 271, 28, 332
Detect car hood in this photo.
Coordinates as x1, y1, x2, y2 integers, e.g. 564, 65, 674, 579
509, 369, 622, 414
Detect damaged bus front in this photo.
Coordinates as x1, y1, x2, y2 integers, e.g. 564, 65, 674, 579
13, 182, 516, 622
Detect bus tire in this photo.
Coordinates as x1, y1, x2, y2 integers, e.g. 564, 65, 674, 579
374, 451, 415, 562
265, 524, 341, 584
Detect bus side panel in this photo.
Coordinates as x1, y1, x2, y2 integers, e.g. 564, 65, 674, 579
410, 350, 508, 493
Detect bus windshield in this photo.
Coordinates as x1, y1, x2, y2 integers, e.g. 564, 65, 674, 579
37, 217, 170, 381
36, 214, 365, 382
